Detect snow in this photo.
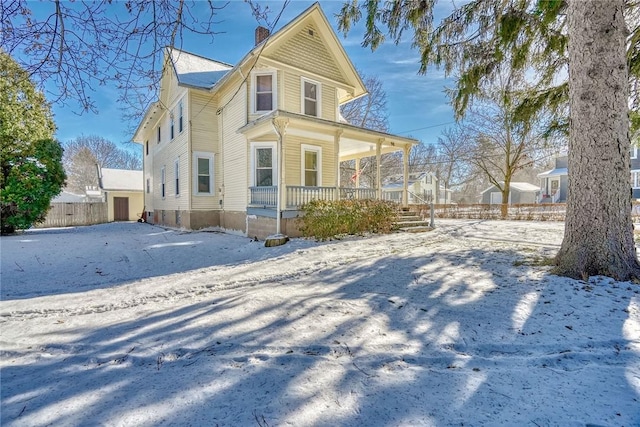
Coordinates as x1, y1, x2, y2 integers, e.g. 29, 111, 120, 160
1, 219, 639, 426
170, 49, 232, 89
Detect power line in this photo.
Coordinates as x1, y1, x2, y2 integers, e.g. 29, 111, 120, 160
396, 121, 457, 135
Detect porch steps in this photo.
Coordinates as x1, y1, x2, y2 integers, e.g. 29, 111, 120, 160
394, 209, 432, 233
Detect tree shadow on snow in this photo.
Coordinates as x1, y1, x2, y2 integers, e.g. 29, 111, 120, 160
1, 241, 638, 426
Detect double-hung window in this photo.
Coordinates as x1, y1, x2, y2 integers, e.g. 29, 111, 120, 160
301, 144, 321, 187
157, 126, 161, 144
161, 166, 166, 199
174, 158, 180, 197
301, 78, 321, 117
170, 111, 175, 140
632, 170, 640, 188
255, 147, 274, 186
178, 99, 184, 133
253, 71, 277, 113
193, 152, 214, 195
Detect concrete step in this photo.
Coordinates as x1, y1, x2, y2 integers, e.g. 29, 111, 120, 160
394, 220, 430, 228
397, 225, 433, 233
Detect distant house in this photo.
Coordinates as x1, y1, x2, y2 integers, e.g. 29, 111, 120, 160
383, 172, 452, 204
480, 182, 540, 205
537, 156, 569, 203
631, 146, 640, 199
97, 167, 144, 221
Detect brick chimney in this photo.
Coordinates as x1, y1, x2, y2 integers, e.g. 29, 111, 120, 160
255, 26, 270, 46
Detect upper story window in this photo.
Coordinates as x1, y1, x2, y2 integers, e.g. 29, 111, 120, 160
301, 78, 321, 117
632, 170, 640, 188
252, 70, 277, 113
178, 99, 184, 133
145, 140, 149, 156
631, 144, 638, 160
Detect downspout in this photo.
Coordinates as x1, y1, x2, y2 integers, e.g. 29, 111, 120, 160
271, 118, 283, 235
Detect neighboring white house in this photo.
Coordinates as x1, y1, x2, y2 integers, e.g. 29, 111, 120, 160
383, 172, 453, 204
480, 182, 540, 205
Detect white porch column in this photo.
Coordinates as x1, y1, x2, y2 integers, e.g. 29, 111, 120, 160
376, 139, 383, 199
271, 117, 289, 235
403, 144, 410, 207
334, 129, 343, 200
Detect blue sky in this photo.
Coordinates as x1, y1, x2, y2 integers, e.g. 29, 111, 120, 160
47, 0, 457, 150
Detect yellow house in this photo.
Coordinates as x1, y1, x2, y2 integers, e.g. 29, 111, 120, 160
132, 2, 417, 238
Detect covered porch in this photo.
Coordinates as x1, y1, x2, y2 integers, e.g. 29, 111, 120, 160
239, 110, 418, 218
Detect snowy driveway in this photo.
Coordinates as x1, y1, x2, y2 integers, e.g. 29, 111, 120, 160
1, 220, 639, 426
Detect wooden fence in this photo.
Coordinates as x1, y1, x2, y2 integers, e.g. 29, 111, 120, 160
35, 202, 108, 228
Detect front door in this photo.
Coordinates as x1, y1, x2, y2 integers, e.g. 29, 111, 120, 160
113, 197, 129, 221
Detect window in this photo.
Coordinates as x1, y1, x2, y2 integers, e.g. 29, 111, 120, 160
161, 166, 166, 199
632, 171, 640, 188
253, 71, 277, 113
301, 78, 321, 117
301, 144, 321, 186
146, 178, 150, 194
170, 111, 175, 140
193, 152, 214, 195
256, 148, 274, 186
179, 99, 184, 133
632, 145, 638, 160
174, 158, 180, 197
145, 140, 149, 155
157, 126, 161, 144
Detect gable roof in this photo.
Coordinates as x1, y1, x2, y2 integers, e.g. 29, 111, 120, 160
100, 168, 143, 192
481, 182, 539, 194
169, 48, 233, 89
208, 2, 367, 103
537, 167, 568, 178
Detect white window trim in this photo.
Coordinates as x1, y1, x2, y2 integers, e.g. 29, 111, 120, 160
301, 77, 322, 118
251, 69, 278, 114
301, 144, 322, 187
160, 166, 166, 200
250, 142, 277, 187
632, 170, 640, 188
192, 152, 214, 196
632, 145, 638, 160
174, 158, 180, 198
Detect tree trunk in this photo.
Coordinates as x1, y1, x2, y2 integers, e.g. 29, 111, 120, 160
555, 0, 640, 280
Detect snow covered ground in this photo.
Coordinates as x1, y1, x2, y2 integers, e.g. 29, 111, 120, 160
1, 219, 639, 426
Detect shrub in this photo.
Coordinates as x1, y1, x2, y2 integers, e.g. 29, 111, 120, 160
298, 199, 397, 240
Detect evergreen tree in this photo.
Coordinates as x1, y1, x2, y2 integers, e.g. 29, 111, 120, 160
339, 0, 640, 280
1, 51, 65, 234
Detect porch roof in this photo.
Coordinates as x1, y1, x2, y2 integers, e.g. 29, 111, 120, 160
238, 110, 418, 160
537, 167, 568, 178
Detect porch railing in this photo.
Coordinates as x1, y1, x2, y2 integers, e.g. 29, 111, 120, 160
286, 186, 336, 208
340, 187, 377, 200
250, 186, 385, 209
249, 186, 277, 208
